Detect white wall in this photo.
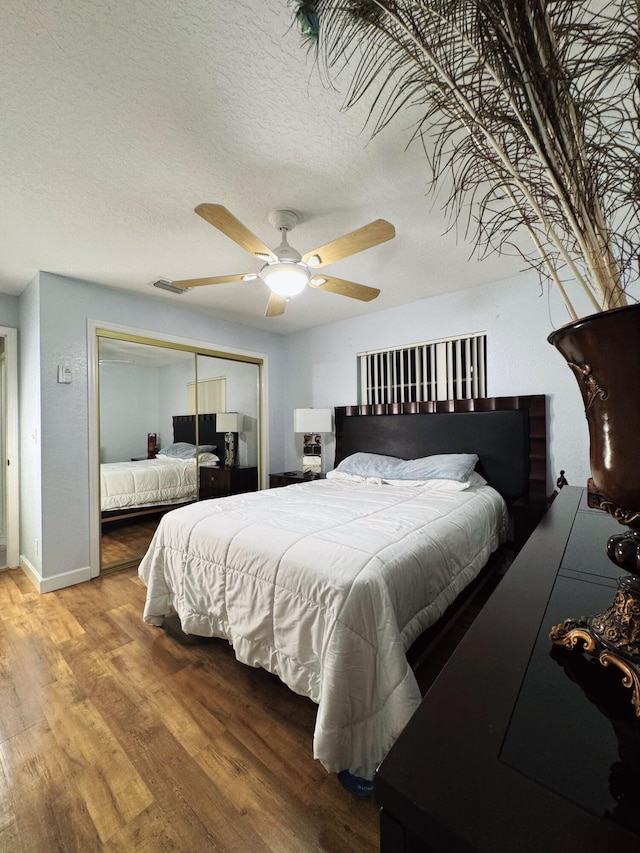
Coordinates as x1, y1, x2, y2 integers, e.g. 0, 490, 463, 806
20, 271, 287, 589
283, 271, 593, 493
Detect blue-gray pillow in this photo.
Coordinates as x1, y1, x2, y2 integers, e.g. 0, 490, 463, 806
158, 442, 196, 459
159, 442, 217, 459
335, 451, 478, 482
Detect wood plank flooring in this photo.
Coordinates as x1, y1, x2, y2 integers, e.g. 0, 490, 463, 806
101, 519, 160, 573
0, 567, 379, 852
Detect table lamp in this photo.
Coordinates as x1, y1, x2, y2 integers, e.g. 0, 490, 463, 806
293, 408, 332, 477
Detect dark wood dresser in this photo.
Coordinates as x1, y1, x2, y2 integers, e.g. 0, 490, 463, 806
375, 486, 640, 852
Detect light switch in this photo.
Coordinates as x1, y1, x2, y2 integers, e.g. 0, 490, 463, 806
57, 365, 72, 384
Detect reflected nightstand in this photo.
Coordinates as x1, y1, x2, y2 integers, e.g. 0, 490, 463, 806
269, 471, 323, 488
199, 466, 258, 500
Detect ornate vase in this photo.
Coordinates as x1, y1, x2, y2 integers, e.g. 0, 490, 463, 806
548, 303, 640, 714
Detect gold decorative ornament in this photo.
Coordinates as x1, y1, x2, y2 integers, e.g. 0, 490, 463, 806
550, 574, 640, 716
566, 362, 608, 412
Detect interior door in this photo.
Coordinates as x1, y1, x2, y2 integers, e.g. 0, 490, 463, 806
0, 328, 18, 569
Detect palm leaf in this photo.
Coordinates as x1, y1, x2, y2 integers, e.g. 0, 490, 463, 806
293, 0, 640, 317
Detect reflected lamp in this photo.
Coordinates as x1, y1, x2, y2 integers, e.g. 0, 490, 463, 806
217, 412, 242, 467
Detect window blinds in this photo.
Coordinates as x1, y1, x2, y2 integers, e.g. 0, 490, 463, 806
358, 333, 486, 405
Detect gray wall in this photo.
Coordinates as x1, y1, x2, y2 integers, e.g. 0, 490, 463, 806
19, 271, 287, 586
99, 362, 161, 462
0, 292, 19, 328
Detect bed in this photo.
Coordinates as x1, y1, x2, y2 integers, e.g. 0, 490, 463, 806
138, 396, 547, 782
101, 413, 225, 522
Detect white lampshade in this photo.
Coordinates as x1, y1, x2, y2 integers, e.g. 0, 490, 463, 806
217, 412, 242, 433
261, 262, 309, 297
293, 408, 332, 434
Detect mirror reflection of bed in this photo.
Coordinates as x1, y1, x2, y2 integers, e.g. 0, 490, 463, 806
100, 414, 224, 571
98, 337, 260, 574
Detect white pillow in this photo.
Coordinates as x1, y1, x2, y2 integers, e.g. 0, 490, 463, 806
198, 451, 220, 467
325, 470, 366, 483
380, 471, 487, 491
326, 468, 487, 491
372, 477, 471, 490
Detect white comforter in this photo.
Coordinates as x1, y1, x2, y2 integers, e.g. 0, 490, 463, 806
138, 478, 508, 778
101, 457, 198, 511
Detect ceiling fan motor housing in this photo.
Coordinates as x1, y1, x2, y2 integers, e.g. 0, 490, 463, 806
267, 208, 300, 233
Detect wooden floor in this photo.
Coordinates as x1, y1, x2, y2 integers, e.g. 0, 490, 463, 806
0, 566, 379, 852
0, 547, 510, 851
101, 518, 160, 573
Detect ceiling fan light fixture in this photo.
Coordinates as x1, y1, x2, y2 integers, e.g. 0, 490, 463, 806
260, 261, 309, 297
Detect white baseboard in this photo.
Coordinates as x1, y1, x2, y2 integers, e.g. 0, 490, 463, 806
19, 555, 92, 593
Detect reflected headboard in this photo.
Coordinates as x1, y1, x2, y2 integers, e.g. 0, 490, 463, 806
172, 413, 226, 451
334, 395, 547, 503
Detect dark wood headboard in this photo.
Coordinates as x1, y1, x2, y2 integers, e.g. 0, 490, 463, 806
172, 414, 226, 451
334, 396, 546, 503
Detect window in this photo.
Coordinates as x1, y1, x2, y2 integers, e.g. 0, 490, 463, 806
358, 333, 486, 405
186, 377, 226, 414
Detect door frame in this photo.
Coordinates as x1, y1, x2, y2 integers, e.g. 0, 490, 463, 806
0, 327, 19, 567
87, 319, 269, 578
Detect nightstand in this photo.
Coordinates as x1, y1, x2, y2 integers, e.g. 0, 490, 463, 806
199, 466, 258, 500
269, 471, 323, 488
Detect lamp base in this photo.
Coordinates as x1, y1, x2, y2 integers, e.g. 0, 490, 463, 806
224, 432, 236, 468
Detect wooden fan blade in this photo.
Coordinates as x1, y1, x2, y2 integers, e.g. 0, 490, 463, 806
308, 275, 380, 302
171, 274, 252, 288
302, 219, 395, 267
195, 204, 276, 260
265, 292, 287, 317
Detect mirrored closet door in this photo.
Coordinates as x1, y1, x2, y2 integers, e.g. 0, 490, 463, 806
98, 334, 262, 574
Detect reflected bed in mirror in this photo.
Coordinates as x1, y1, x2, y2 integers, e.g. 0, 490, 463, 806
101, 414, 224, 525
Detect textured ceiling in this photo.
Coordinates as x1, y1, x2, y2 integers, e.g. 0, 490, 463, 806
2, 0, 523, 334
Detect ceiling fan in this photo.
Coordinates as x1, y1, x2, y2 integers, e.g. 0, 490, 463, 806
162, 204, 396, 317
